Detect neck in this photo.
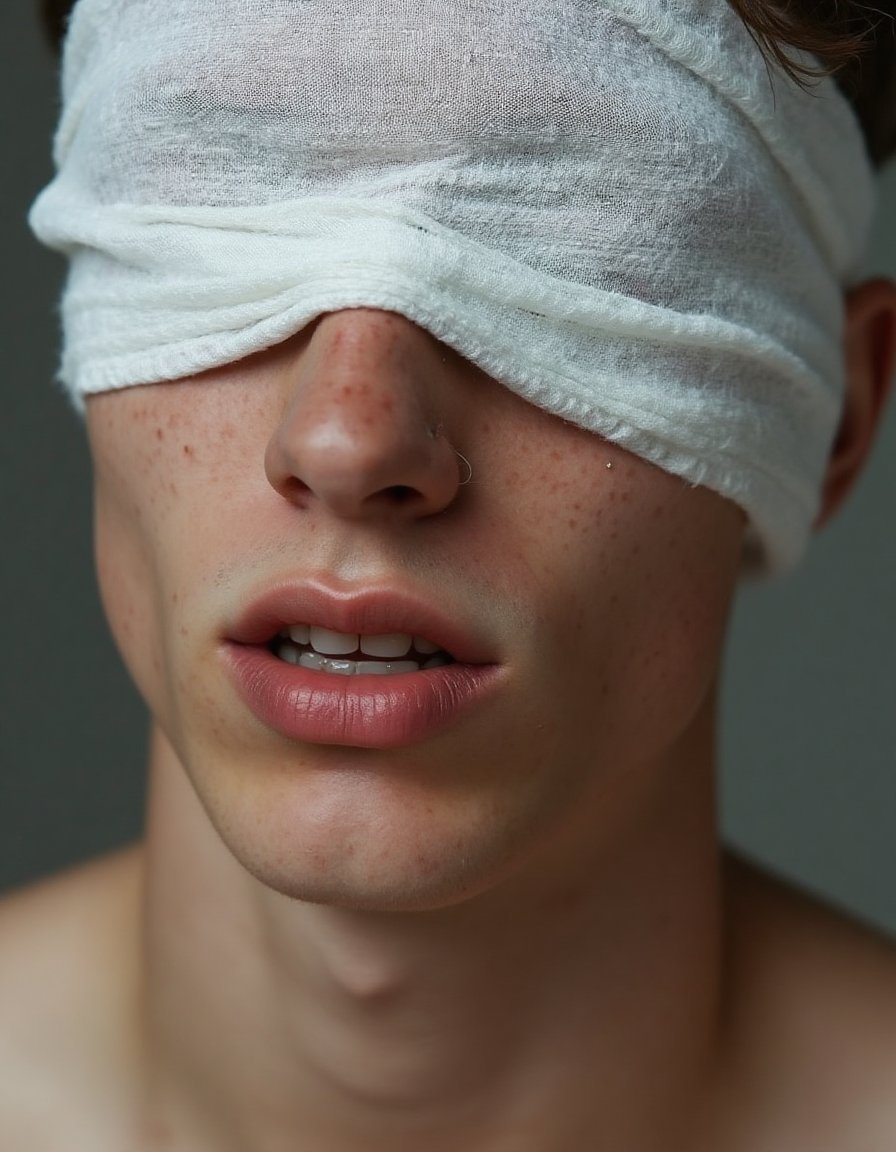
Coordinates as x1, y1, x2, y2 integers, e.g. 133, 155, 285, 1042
138, 713, 725, 1152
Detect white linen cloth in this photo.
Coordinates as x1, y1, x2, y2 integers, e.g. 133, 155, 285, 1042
30, 0, 876, 572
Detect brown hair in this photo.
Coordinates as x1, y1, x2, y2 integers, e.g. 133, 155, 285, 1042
38, 0, 896, 164
728, 0, 896, 164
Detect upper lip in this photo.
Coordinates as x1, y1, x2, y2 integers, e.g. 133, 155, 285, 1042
224, 578, 496, 665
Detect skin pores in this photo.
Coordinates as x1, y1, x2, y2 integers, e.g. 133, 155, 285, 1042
87, 308, 745, 911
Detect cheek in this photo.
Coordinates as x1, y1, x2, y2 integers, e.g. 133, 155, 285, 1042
88, 391, 214, 718
87, 380, 278, 730
557, 471, 742, 752
479, 417, 743, 761
89, 402, 172, 714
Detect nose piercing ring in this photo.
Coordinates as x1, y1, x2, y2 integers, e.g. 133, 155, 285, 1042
426, 421, 472, 485
455, 450, 473, 486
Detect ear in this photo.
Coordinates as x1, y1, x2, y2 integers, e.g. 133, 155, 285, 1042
815, 277, 896, 529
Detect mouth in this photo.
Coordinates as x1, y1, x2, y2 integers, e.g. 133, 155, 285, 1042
269, 624, 456, 676
221, 581, 502, 747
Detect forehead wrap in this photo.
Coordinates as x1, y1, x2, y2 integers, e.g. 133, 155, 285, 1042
30, 0, 875, 572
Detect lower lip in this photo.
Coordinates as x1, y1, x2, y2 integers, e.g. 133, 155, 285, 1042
222, 644, 504, 749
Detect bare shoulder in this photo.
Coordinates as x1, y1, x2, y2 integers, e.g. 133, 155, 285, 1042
0, 845, 144, 1146
722, 851, 896, 1151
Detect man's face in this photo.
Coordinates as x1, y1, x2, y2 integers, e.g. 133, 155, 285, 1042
87, 308, 744, 909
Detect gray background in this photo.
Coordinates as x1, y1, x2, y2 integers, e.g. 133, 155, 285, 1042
1, 1, 894, 932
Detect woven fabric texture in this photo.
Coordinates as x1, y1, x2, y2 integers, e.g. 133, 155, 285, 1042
30, 0, 876, 572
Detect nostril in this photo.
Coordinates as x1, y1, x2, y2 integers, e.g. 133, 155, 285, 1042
387, 485, 419, 504
264, 385, 465, 518
280, 476, 312, 508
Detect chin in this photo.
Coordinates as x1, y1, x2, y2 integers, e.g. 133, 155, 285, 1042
190, 745, 530, 913
227, 825, 515, 914
239, 855, 494, 913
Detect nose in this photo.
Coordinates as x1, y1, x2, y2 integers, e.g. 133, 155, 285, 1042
264, 309, 466, 521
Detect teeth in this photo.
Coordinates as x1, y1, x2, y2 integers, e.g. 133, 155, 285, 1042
295, 650, 421, 676
359, 633, 413, 658
274, 642, 454, 677
279, 623, 446, 659
355, 660, 419, 676
275, 623, 454, 670
299, 651, 359, 675
277, 642, 302, 665
310, 626, 359, 656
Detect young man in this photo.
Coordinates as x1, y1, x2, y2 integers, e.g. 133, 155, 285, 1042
2, 1, 896, 1148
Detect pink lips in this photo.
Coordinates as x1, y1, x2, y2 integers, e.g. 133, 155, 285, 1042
221, 581, 503, 749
